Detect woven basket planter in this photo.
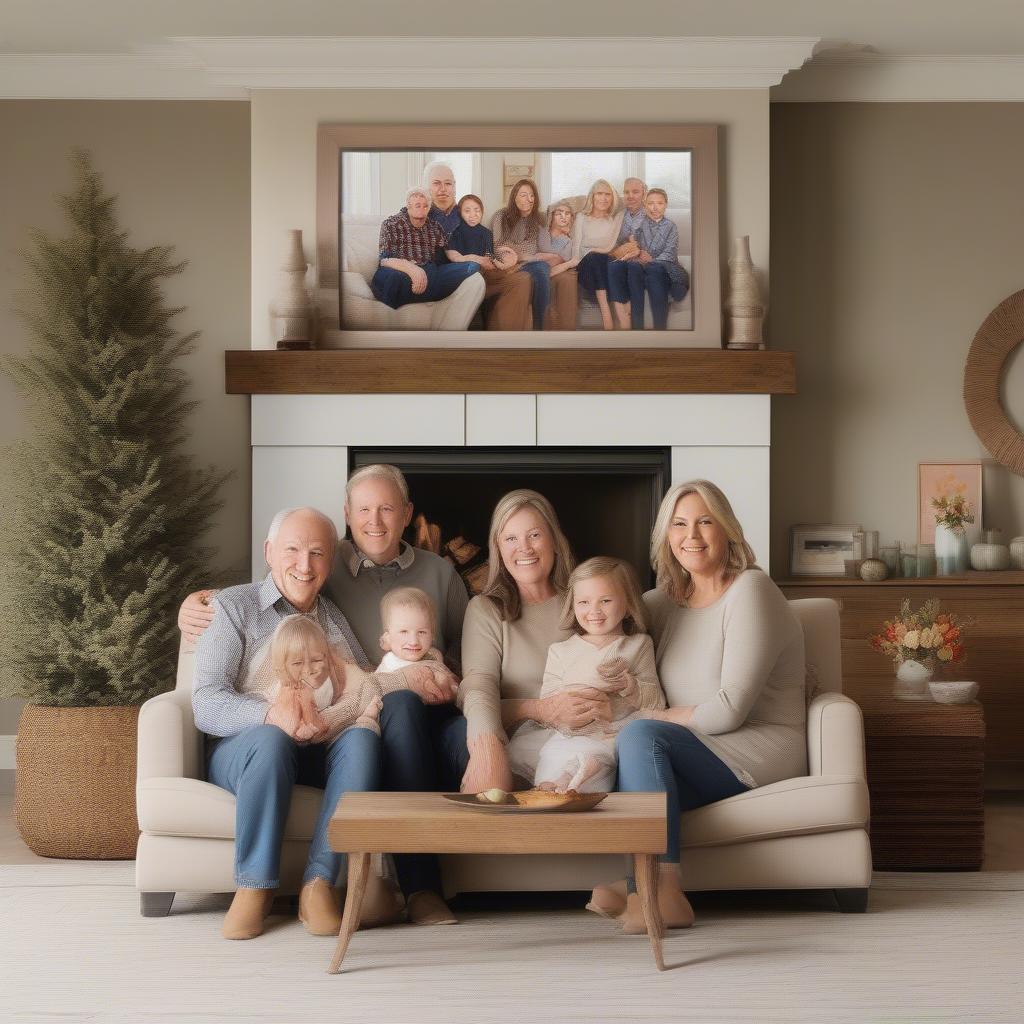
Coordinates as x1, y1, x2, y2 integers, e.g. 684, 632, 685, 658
15, 705, 140, 859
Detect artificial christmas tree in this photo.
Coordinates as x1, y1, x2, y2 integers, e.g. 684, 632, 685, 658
1, 151, 227, 857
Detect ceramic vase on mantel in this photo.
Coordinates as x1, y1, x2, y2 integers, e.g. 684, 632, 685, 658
271, 229, 314, 349
725, 235, 765, 350
935, 523, 970, 576
894, 658, 934, 701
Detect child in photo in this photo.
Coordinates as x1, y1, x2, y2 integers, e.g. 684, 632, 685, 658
506, 557, 665, 793
445, 194, 517, 272
538, 202, 576, 278
378, 587, 447, 672
629, 187, 690, 329
267, 615, 382, 741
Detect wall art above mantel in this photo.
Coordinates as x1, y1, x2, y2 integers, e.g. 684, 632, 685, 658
315, 123, 721, 350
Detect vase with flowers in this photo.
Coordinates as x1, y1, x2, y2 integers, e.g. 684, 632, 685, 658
869, 599, 969, 700
932, 488, 975, 575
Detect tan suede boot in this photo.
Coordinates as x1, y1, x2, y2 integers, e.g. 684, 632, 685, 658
298, 877, 343, 936
586, 879, 628, 919
407, 890, 458, 926
222, 887, 275, 940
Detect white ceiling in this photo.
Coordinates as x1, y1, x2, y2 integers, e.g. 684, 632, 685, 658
3, 0, 1024, 57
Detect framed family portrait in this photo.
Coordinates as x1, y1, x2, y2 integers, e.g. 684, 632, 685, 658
315, 123, 721, 349
790, 524, 862, 577
918, 461, 984, 546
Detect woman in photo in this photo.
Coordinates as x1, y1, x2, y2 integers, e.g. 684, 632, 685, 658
564, 179, 625, 330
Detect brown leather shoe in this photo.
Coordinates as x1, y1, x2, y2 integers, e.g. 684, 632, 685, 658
298, 877, 343, 936
407, 890, 458, 926
222, 887, 275, 940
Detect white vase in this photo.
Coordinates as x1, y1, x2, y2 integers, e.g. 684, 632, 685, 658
935, 523, 969, 575
894, 658, 934, 701
271, 229, 313, 346
725, 235, 765, 350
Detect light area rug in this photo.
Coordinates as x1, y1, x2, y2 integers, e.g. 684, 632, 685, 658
2, 863, 1022, 1024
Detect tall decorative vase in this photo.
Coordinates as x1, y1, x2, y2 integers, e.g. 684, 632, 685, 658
725, 235, 765, 350
271, 229, 313, 349
935, 523, 970, 575
894, 658, 934, 701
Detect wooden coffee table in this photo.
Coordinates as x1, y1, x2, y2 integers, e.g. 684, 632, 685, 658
327, 791, 668, 973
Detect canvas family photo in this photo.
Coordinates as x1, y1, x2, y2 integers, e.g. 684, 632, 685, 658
338, 149, 693, 333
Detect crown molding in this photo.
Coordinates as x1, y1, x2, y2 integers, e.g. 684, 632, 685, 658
774, 53, 1024, 102
0, 36, 817, 99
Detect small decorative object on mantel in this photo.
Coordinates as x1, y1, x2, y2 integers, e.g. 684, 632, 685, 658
1010, 536, 1024, 569
869, 599, 969, 701
860, 558, 889, 582
271, 228, 314, 350
724, 235, 765, 350
790, 523, 861, 576
928, 680, 980, 704
970, 529, 1011, 571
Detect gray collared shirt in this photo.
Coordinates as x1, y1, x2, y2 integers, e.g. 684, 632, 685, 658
192, 575, 369, 738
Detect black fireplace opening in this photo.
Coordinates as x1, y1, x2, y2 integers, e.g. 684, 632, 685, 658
349, 447, 671, 591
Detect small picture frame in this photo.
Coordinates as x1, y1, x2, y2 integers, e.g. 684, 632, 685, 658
918, 462, 983, 546
790, 524, 862, 577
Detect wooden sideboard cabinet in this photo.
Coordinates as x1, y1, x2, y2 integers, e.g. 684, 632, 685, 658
778, 573, 1024, 786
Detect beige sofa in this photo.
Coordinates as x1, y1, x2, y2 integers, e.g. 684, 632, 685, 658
135, 597, 871, 917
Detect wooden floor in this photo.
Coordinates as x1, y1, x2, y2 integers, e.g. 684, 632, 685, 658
3, 792, 1023, 870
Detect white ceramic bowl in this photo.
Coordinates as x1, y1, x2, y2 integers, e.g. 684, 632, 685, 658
928, 680, 979, 704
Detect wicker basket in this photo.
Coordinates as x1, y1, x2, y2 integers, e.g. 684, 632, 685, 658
15, 704, 140, 859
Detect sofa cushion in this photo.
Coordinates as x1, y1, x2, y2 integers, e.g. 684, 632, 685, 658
680, 774, 869, 850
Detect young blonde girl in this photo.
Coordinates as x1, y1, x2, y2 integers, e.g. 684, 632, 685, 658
268, 615, 381, 742
506, 557, 665, 792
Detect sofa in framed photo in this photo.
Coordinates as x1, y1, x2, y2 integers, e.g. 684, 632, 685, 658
315, 123, 719, 349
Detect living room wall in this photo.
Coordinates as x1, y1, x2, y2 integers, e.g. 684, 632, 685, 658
770, 102, 1024, 576
0, 100, 251, 738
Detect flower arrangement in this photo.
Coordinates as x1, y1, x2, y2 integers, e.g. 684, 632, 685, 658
931, 474, 976, 533
869, 598, 967, 671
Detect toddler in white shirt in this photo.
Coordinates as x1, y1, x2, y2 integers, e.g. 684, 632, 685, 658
378, 586, 446, 672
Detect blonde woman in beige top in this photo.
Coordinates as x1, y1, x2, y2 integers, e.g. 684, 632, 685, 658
588, 480, 807, 936
458, 490, 615, 793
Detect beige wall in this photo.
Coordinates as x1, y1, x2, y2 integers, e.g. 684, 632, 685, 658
0, 101, 251, 732
770, 103, 1024, 576
250, 89, 770, 347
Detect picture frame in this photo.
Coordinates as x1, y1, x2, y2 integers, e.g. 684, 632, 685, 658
315, 123, 721, 349
790, 524, 862, 577
918, 461, 984, 546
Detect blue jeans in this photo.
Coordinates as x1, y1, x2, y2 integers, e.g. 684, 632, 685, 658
616, 719, 749, 864
207, 724, 381, 889
607, 260, 674, 329
370, 261, 479, 309
379, 691, 469, 897
518, 260, 551, 329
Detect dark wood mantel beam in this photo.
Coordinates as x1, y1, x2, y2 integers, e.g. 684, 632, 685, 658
225, 348, 796, 395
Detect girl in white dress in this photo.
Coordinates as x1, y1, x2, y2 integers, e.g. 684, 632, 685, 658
507, 557, 665, 792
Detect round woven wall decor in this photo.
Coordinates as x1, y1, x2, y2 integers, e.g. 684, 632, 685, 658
964, 289, 1024, 477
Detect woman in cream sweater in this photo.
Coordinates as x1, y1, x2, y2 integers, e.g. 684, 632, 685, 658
589, 479, 807, 934
564, 179, 625, 330
458, 489, 615, 792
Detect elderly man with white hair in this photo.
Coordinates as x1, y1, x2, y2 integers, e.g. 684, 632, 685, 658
191, 506, 448, 942
370, 186, 480, 309
423, 160, 462, 237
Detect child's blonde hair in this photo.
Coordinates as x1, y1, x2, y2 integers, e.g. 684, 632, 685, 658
559, 556, 647, 637
270, 615, 331, 685
548, 202, 575, 232
380, 586, 437, 636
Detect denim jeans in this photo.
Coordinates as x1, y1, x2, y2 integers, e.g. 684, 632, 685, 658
607, 260, 673, 329
615, 719, 749, 864
370, 261, 480, 309
207, 724, 381, 889
378, 691, 469, 897
518, 260, 551, 329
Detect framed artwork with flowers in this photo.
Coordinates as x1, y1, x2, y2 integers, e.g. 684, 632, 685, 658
917, 461, 983, 546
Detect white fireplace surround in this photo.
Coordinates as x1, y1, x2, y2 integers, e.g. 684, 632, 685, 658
250, 392, 771, 581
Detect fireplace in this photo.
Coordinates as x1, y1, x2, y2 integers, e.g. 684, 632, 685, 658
351, 447, 670, 590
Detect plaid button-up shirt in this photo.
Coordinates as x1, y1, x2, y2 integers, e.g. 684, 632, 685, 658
378, 208, 448, 266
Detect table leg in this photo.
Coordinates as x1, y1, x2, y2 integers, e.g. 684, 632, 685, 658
328, 852, 370, 974
633, 853, 665, 971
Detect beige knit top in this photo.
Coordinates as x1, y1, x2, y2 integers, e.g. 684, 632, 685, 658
458, 594, 570, 742
643, 569, 807, 788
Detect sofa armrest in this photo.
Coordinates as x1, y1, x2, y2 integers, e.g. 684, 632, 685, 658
807, 692, 866, 779
137, 689, 203, 783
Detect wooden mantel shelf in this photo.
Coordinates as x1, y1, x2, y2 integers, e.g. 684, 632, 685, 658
225, 348, 796, 395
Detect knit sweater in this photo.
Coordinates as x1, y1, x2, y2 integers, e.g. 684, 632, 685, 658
570, 210, 625, 263
458, 594, 570, 742
642, 569, 807, 788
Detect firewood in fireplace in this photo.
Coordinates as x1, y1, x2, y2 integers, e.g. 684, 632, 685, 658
444, 535, 481, 566
413, 514, 442, 554
461, 562, 490, 596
